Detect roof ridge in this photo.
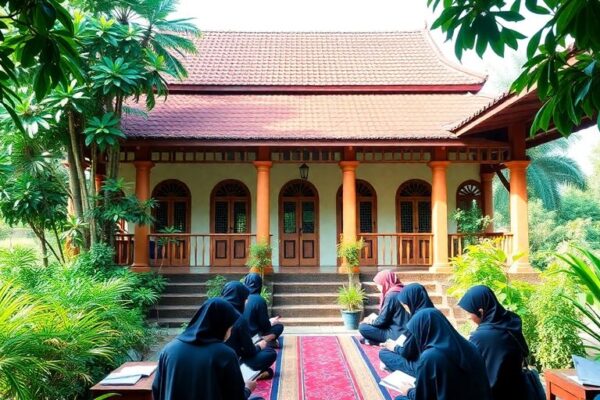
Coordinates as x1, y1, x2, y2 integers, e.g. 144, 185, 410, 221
422, 30, 488, 83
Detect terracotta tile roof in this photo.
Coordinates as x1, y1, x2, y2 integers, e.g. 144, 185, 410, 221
122, 94, 493, 141
171, 31, 486, 87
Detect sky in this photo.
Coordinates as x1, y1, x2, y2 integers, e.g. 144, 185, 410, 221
173, 0, 599, 174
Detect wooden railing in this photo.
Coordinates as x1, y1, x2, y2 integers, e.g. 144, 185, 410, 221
147, 233, 259, 267
449, 232, 513, 259
115, 233, 134, 265
359, 233, 433, 266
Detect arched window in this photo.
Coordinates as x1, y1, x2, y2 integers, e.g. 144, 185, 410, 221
456, 180, 482, 210
210, 180, 251, 267
152, 180, 191, 233
211, 180, 251, 234
336, 180, 377, 265
396, 180, 432, 233
279, 180, 319, 267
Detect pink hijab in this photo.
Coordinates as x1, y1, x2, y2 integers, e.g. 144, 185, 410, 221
373, 270, 404, 309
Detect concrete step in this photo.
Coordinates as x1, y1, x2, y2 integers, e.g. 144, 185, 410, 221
164, 274, 246, 283
271, 304, 343, 318
163, 282, 208, 294
272, 292, 443, 307
282, 317, 345, 327
273, 273, 347, 283
273, 282, 354, 294
159, 293, 207, 306
150, 305, 198, 319
360, 281, 438, 294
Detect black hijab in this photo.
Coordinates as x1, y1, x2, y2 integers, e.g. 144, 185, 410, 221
221, 281, 250, 313
243, 273, 263, 295
398, 283, 435, 314
405, 308, 475, 372
458, 285, 528, 354
177, 298, 239, 345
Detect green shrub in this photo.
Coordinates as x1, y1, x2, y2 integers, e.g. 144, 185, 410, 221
261, 284, 273, 307
528, 264, 585, 369
337, 284, 366, 312
246, 242, 272, 279
448, 240, 584, 370
0, 244, 165, 399
206, 275, 227, 298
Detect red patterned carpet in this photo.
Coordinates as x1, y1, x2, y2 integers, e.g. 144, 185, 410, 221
253, 335, 395, 400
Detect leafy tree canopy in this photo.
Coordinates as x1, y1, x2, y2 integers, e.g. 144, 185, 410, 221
428, 0, 600, 136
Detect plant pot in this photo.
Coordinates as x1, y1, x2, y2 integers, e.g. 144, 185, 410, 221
341, 310, 363, 330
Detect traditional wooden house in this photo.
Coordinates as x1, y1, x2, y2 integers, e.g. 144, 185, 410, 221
115, 30, 549, 273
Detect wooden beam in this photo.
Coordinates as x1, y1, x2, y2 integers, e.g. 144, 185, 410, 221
495, 169, 510, 192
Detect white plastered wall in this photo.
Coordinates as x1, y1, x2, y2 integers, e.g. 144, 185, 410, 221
120, 162, 480, 266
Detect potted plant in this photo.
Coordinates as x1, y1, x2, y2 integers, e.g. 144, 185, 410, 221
246, 241, 272, 280
337, 283, 367, 330
337, 237, 364, 274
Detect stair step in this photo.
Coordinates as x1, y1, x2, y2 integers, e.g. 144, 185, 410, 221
159, 293, 207, 306
273, 282, 355, 294
280, 317, 345, 327
273, 274, 347, 283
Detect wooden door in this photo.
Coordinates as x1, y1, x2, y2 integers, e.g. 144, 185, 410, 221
151, 180, 191, 267
336, 180, 378, 266
397, 180, 432, 265
279, 180, 319, 267
211, 181, 250, 267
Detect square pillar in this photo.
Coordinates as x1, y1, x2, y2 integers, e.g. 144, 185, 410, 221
506, 160, 533, 272
429, 161, 450, 272
132, 161, 154, 268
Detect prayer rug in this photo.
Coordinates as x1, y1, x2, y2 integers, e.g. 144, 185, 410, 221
349, 336, 400, 400
265, 335, 390, 400
254, 337, 284, 400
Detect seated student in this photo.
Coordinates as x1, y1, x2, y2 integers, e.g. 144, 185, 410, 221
243, 273, 284, 346
394, 308, 493, 400
458, 285, 529, 400
222, 281, 278, 376
379, 283, 435, 375
152, 298, 264, 400
358, 270, 409, 345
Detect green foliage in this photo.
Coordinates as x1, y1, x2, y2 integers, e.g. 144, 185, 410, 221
557, 187, 600, 223
558, 247, 600, 357
0, 245, 164, 399
206, 275, 227, 298
429, 0, 600, 136
528, 264, 585, 369
246, 242, 273, 279
261, 285, 273, 307
84, 112, 126, 151
337, 284, 367, 312
336, 238, 364, 269
449, 241, 585, 370
0, 0, 78, 130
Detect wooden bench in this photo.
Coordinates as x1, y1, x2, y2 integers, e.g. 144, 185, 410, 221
545, 369, 600, 400
91, 361, 156, 400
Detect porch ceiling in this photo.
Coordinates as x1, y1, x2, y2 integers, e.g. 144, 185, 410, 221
122, 93, 493, 141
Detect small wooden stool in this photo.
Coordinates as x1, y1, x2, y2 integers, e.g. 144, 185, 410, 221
91, 361, 157, 400
545, 369, 600, 400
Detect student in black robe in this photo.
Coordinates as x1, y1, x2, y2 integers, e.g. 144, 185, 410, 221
394, 308, 493, 400
359, 270, 409, 345
221, 281, 277, 374
152, 298, 263, 400
458, 285, 529, 400
243, 273, 284, 346
378, 283, 435, 375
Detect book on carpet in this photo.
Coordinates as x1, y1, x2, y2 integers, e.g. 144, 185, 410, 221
573, 355, 600, 386
252, 334, 262, 344
100, 372, 143, 386
240, 363, 261, 382
379, 370, 416, 392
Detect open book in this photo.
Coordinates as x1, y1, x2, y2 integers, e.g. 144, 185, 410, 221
99, 365, 156, 386
241, 363, 261, 382
379, 370, 416, 392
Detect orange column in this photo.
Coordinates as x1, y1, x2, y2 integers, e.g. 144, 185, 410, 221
254, 161, 273, 274
429, 161, 450, 272
132, 161, 154, 269
95, 175, 103, 193
340, 161, 359, 243
506, 160, 532, 272
339, 161, 359, 273
481, 171, 495, 232
254, 161, 272, 244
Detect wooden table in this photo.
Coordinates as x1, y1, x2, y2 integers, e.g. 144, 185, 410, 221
91, 361, 156, 400
545, 369, 600, 400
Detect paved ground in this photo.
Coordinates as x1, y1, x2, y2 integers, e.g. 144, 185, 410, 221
146, 325, 358, 360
